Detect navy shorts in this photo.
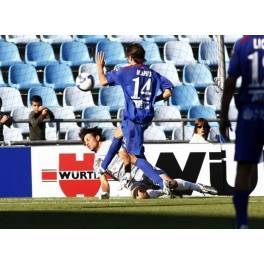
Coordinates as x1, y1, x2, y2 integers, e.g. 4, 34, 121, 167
121, 118, 149, 156
235, 105, 264, 163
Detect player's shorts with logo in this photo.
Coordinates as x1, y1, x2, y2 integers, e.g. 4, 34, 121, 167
235, 104, 264, 163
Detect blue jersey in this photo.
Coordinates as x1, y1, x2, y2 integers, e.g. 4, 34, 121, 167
106, 64, 172, 123
228, 35, 264, 108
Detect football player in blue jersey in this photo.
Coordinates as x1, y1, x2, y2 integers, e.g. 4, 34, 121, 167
96, 43, 173, 191
220, 35, 264, 228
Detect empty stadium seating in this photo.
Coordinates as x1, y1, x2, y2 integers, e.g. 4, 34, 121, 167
11, 106, 31, 134
60, 41, 93, 66
0, 87, 24, 112
40, 35, 73, 44
143, 35, 176, 43
0, 41, 22, 67
73, 35, 106, 44
5, 35, 39, 44
25, 42, 57, 67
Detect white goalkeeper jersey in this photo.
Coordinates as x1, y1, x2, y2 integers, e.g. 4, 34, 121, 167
93, 140, 144, 181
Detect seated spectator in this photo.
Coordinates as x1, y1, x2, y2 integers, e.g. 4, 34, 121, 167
29, 95, 54, 140
0, 98, 12, 142
189, 118, 210, 143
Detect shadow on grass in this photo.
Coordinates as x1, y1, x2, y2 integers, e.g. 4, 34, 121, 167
0, 211, 263, 229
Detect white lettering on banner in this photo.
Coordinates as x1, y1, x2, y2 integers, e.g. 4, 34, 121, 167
31, 144, 264, 198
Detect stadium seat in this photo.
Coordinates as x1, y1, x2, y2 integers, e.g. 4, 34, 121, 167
102, 127, 115, 140
178, 35, 211, 43
63, 86, 95, 112
204, 85, 222, 110
0, 41, 22, 67
65, 127, 81, 140
223, 35, 243, 44
82, 106, 114, 129
78, 63, 102, 88
198, 40, 229, 66
188, 105, 218, 127
3, 126, 23, 142
182, 63, 214, 90
143, 35, 177, 44
60, 41, 93, 66
10, 106, 31, 134
95, 40, 127, 66
5, 35, 39, 44
140, 41, 163, 65
98, 85, 125, 112
150, 62, 181, 86
8, 63, 42, 90
40, 35, 73, 44
170, 84, 200, 112
25, 42, 57, 67
0, 70, 6, 87
164, 41, 196, 66
0, 87, 24, 112
44, 63, 75, 91
144, 125, 166, 140
47, 106, 79, 134
107, 35, 142, 43
153, 105, 182, 132
73, 35, 106, 44
172, 125, 194, 141
27, 86, 60, 107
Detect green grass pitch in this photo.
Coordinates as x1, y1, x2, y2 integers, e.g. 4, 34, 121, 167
0, 196, 263, 228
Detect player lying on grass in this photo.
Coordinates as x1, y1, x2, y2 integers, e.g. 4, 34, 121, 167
79, 127, 217, 199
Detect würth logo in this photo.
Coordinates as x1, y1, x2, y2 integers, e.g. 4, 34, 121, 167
42, 153, 101, 197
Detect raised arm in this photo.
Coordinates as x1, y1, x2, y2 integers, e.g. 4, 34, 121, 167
96, 52, 109, 86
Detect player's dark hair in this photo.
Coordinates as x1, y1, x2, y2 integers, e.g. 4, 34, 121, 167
79, 127, 105, 143
126, 43, 145, 64
194, 118, 210, 133
31, 95, 42, 105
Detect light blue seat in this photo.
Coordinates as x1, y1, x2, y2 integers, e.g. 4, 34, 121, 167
108, 35, 142, 43
0, 41, 22, 67
74, 35, 106, 44
65, 127, 81, 140
0, 87, 24, 112
27, 86, 60, 107
172, 125, 194, 141
96, 40, 127, 66
153, 105, 182, 132
3, 126, 23, 142
183, 63, 214, 90
144, 126, 166, 140
48, 106, 79, 133
98, 85, 124, 112
198, 40, 229, 66
63, 86, 95, 112
0, 70, 6, 87
25, 42, 57, 67
11, 106, 31, 134
150, 63, 181, 86
178, 35, 211, 43
140, 41, 163, 65
8, 63, 41, 90
40, 35, 73, 44
82, 106, 114, 129
102, 127, 116, 140
5, 35, 39, 44
44, 63, 75, 91
60, 41, 93, 66
171, 85, 200, 112
143, 35, 176, 44
188, 105, 218, 127
223, 35, 243, 44
204, 85, 222, 110
164, 40, 196, 66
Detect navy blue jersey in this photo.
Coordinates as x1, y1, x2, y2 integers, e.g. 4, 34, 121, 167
106, 64, 172, 123
228, 35, 264, 108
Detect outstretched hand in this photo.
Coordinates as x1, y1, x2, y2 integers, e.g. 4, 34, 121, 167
96, 51, 105, 68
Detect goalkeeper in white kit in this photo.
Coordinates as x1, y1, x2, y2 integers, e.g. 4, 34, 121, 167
79, 127, 217, 199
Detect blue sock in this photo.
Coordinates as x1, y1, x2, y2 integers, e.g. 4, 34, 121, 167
233, 190, 250, 228
135, 158, 164, 188
101, 137, 122, 171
